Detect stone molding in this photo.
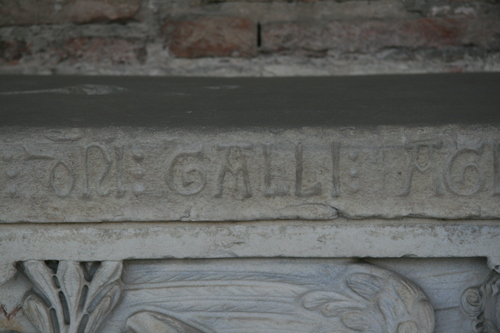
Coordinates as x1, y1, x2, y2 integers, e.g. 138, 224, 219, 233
1, 221, 499, 281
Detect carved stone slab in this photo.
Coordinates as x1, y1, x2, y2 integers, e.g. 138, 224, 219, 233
1, 126, 500, 222
1, 74, 499, 222
0, 258, 496, 333
0, 74, 499, 333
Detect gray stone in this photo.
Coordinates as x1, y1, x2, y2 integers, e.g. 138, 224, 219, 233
1, 74, 499, 333
1, 74, 500, 222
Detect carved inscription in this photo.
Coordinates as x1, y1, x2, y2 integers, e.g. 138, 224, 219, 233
1, 130, 500, 221
2, 140, 499, 200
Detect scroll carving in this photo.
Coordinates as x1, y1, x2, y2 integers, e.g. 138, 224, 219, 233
462, 272, 500, 333
20, 261, 123, 333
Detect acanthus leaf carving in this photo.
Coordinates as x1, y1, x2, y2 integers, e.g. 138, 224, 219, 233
21, 260, 123, 333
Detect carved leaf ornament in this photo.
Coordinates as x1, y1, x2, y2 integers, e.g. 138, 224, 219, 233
21, 261, 122, 333
302, 272, 435, 333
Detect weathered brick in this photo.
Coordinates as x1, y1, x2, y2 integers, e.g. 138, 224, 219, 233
0, 0, 142, 26
261, 18, 500, 54
55, 37, 147, 64
0, 40, 31, 64
162, 16, 257, 58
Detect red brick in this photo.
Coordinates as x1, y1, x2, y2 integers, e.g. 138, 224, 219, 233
55, 37, 147, 65
0, 0, 142, 26
261, 18, 500, 54
162, 16, 257, 58
0, 40, 31, 65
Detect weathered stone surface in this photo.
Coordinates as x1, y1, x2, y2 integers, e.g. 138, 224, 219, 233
1, 73, 500, 333
0, 220, 498, 266
1, 74, 499, 222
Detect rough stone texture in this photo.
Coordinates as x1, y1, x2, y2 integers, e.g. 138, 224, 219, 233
0, 0, 143, 26
0, 0, 499, 75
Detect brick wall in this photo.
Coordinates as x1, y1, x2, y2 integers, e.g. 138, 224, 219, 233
0, 0, 499, 75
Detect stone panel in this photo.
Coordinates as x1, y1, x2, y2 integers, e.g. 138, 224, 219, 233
1, 126, 500, 222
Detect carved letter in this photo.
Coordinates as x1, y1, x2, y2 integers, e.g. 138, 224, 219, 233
399, 141, 443, 196
214, 144, 252, 199
167, 150, 207, 196
50, 161, 76, 197
295, 143, 322, 197
444, 146, 485, 196
83, 144, 112, 198
263, 143, 288, 197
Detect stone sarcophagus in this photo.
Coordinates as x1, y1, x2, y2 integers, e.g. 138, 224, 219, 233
0, 74, 499, 333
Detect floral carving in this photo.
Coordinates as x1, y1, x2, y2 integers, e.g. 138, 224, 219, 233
301, 272, 435, 333
462, 272, 500, 333
20, 260, 122, 333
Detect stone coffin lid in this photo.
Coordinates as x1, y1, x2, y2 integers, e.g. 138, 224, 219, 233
0, 73, 499, 222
